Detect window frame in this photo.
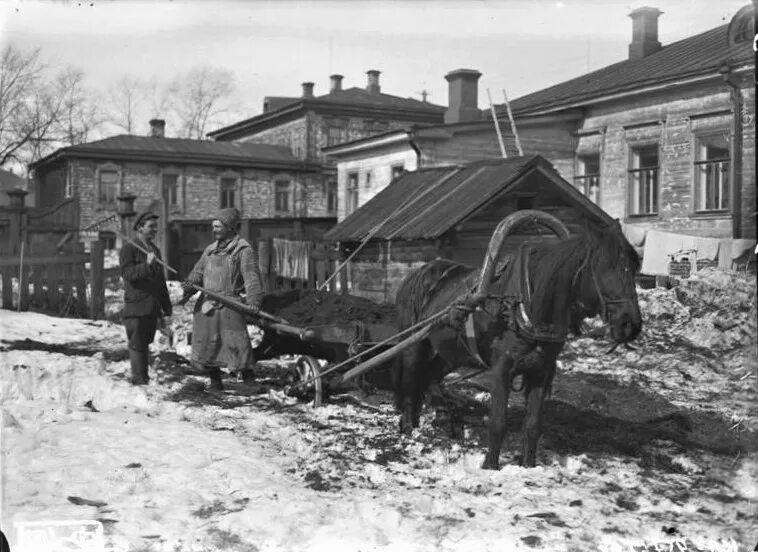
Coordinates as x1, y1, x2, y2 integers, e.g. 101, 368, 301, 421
274, 179, 292, 214
219, 172, 239, 210
692, 131, 730, 214
161, 169, 182, 213
627, 142, 660, 217
346, 172, 359, 215
96, 164, 121, 205
574, 153, 601, 204
326, 180, 338, 214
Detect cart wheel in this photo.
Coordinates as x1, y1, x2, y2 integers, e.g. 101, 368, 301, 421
289, 355, 323, 407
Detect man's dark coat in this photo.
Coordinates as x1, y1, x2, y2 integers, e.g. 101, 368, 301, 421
119, 239, 172, 318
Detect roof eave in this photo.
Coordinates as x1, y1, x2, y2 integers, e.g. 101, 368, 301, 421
512, 65, 753, 117
31, 148, 320, 172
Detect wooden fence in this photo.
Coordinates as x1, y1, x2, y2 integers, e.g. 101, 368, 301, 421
0, 240, 105, 319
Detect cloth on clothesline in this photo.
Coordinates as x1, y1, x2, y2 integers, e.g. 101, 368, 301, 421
621, 222, 647, 248
640, 229, 721, 276
717, 238, 756, 270
272, 238, 313, 280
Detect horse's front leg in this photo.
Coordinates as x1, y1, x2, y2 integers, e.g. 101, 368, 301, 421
394, 343, 428, 435
482, 353, 512, 470
520, 356, 555, 467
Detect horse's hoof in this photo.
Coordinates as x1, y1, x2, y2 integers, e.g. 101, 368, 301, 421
481, 459, 500, 471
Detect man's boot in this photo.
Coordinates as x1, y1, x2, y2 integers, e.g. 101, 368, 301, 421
129, 350, 149, 385
240, 369, 255, 384
207, 365, 224, 391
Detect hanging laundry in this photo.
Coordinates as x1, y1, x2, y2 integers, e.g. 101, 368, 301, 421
272, 238, 313, 280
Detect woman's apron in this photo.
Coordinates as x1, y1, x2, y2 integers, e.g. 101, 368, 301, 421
191, 247, 254, 372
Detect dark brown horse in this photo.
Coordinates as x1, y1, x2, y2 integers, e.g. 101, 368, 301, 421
392, 210, 642, 469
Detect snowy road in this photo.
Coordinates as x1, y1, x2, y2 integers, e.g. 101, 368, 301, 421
1, 270, 756, 552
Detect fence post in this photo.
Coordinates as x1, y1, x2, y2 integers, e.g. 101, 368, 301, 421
90, 240, 105, 320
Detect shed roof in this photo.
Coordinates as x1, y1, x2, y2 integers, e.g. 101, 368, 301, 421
30, 135, 317, 171
324, 155, 612, 242
507, 22, 754, 116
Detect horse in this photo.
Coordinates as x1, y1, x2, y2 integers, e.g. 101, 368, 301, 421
391, 210, 642, 469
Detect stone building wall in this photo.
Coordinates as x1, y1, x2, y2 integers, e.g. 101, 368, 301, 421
581, 80, 754, 238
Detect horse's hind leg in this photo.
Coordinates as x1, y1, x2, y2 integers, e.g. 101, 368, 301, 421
482, 353, 512, 470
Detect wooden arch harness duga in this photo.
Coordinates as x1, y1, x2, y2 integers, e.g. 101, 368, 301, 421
391, 209, 642, 469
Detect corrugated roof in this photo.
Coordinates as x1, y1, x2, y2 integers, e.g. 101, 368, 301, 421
508, 23, 754, 116
324, 155, 579, 242
31, 135, 307, 169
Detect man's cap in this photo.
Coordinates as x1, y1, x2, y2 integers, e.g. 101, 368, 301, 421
133, 211, 159, 230
214, 208, 241, 231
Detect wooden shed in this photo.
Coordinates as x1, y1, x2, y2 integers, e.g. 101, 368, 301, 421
323, 155, 615, 303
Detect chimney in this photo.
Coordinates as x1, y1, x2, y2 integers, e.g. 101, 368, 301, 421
444, 69, 482, 124
330, 74, 343, 93
628, 7, 663, 60
301, 82, 314, 98
366, 70, 381, 94
149, 118, 165, 138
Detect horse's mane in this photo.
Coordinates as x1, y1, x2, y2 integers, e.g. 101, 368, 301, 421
527, 224, 640, 324
395, 258, 472, 328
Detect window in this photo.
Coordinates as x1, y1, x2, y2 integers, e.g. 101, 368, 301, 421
326, 180, 338, 214
365, 170, 372, 188
220, 177, 236, 209
391, 164, 405, 180
327, 127, 348, 147
98, 231, 116, 251
275, 180, 291, 212
346, 172, 359, 215
98, 170, 119, 203
162, 173, 179, 209
628, 144, 659, 215
575, 154, 600, 204
64, 171, 74, 198
694, 134, 730, 212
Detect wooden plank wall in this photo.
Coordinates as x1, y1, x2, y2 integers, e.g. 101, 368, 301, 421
0, 239, 106, 319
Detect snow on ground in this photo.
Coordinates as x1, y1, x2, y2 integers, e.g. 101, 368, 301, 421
1, 269, 756, 552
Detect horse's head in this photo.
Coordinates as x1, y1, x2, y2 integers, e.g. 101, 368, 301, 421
579, 221, 642, 344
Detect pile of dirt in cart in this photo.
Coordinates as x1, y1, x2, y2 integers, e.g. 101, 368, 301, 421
262, 289, 398, 327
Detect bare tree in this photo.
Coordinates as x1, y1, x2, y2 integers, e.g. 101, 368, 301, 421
106, 74, 145, 134
0, 45, 59, 167
170, 66, 237, 139
53, 66, 102, 146
0, 45, 101, 168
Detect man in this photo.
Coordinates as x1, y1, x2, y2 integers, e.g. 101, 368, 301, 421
120, 211, 172, 385
182, 208, 264, 391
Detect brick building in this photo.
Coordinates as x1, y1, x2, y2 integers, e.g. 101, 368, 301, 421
501, 4, 756, 241
322, 68, 581, 221
29, 120, 327, 275
207, 70, 446, 214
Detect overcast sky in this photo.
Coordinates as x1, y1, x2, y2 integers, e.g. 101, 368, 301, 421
0, 0, 748, 136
